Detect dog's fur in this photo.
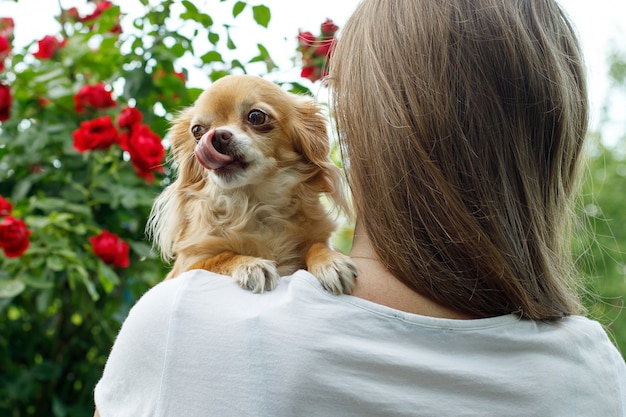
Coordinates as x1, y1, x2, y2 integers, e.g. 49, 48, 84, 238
147, 74, 357, 293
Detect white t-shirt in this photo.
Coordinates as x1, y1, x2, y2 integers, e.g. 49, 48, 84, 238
95, 269, 626, 417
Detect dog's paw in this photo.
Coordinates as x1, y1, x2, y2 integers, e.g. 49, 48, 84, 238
232, 258, 280, 293
187, 252, 280, 293
306, 244, 358, 295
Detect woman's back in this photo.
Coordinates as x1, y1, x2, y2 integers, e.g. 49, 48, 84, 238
95, 270, 625, 417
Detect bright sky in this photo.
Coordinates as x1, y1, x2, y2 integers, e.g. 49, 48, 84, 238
2, 0, 625, 144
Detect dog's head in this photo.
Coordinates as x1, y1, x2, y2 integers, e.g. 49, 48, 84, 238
168, 75, 346, 207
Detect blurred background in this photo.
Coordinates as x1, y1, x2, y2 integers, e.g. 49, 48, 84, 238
0, 1, 624, 415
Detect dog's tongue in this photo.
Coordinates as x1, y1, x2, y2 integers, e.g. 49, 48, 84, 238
194, 128, 233, 170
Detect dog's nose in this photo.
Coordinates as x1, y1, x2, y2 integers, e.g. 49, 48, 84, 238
212, 129, 232, 153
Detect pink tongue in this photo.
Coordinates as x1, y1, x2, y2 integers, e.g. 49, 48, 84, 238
194, 128, 233, 170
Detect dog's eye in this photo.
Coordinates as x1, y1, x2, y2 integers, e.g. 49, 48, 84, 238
247, 109, 269, 127
191, 124, 207, 140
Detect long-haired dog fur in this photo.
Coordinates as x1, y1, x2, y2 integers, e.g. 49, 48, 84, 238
147, 74, 357, 294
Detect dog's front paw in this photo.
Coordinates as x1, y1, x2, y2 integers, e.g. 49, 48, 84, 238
187, 252, 279, 293
306, 243, 358, 295
232, 258, 280, 293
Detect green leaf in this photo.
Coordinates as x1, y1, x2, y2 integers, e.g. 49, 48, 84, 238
12, 179, 33, 201
0, 279, 26, 298
208, 32, 220, 45
201, 50, 224, 64
29, 197, 92, 217
181, 0, 213, 26
32, 67, 66, 84
287, 82, 314, 96
187, 87, 204, 102
170, 42, 187, 58
210, 70, 231, 82
67, 264, 99, 301
21, 272, 54, 290
129, 241, 156, 259
98, 262, 119, 294
252, 5, 271, 28
35, 288, 54, 312
233, 1, 247, 18
226, 32, 236, 50
249, 43, 277, 72
231, 59, 247, 72
181, 0, 200, 15
46, 256, 65, 272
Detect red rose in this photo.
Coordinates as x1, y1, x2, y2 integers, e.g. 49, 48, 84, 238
122, 124, 165, 181
72, 116, 119, 153
314, 38, 335, 58
74, 82, 116, 113
38, 97, 52, 107
81, 1, 122, 34
0, 195, 12, 217
297, 31, 316, 49
0, 82, 11, 122
66, 7, 81, 22
174, 71, 186, 83
0, 215, 31, 258
153, 69, 186, 85
89, 230, 129, 268
33, 35, 65, 59
0, 35, 10, 71
0, 36, 9, 55
320, 19, 339, 36
0, 18, 14, 41
117, 106, 143, 131
297, 20, 340, 83
81, 0, 114, 22
301, 65, 322, 82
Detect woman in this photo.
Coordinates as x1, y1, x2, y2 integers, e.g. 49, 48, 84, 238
94, 0, 626, 415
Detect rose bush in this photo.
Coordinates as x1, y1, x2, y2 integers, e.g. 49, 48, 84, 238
0, 0, 339, 415
0, 0, 340, 413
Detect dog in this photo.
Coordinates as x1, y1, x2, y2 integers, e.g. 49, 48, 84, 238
147, 74, 357, 294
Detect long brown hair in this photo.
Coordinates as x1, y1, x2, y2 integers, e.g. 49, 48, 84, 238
330, 0, 588, 320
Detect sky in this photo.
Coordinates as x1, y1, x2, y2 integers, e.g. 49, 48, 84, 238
2, 0, 626, 144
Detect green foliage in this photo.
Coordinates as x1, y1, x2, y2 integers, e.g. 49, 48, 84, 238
575, 47, 626, 358
0, 1, 284, 415
577, 140, 626, 358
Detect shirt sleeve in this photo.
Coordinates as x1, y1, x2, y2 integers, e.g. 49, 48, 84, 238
94, 277, 187, 417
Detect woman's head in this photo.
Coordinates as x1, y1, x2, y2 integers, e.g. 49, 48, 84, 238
330, 0, 588, 319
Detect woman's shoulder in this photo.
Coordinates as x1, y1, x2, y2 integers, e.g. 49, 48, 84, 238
132, 268, 331, 323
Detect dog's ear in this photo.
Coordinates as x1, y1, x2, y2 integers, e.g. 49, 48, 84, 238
169, 107, 205, 185
289, 97, 331, 167
169, 107, 193, 162
290, 97, 351, 217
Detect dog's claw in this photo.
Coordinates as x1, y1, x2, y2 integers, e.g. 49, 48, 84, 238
306, 245, 358, 295
233, 258, 280, 293
315, 256, 358, 295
